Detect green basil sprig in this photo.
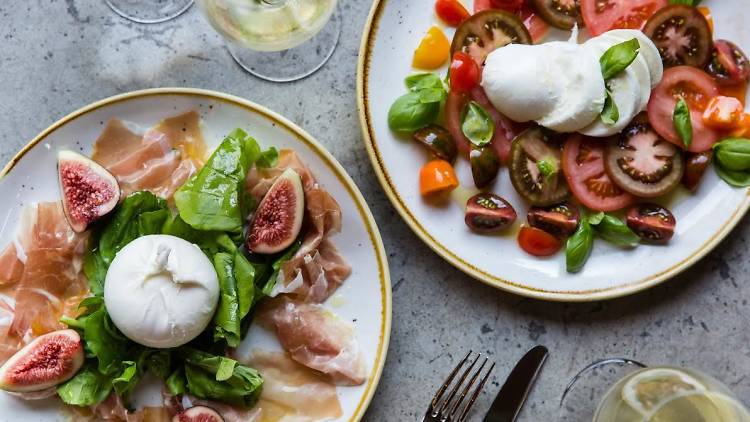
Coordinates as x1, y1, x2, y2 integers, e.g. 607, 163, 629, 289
598, 39, 639, 124
673, 97, 693, 149
461, 101, 494, 147
592, 214, 640, 248
713, 138, 750, 187
566, 217, 594, 273
388, 73, 447, 132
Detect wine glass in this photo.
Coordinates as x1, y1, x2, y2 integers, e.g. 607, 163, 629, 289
558, 359, 750, 421
105, 0, 194, 24
197, 0, 341, 82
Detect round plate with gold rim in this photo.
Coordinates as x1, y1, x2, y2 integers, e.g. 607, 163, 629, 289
0, 88, 391, 420
357, 0, 750, 301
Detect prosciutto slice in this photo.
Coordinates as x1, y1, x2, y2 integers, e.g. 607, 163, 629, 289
258, 297, 367, 386
245, 150, 351, 303
92, 111, 206, 200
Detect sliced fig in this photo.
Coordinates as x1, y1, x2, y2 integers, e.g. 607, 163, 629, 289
527, 202, 580, 239
465, 193, 517, 233
0, 329, 84, 392
604, 115, 684, 198
626, 203, 676, 243
173, 405, 225, 422
58, 150, 120, 233
247, 168, 305, 254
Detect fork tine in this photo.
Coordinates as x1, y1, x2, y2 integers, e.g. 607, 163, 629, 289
430, 351, 472, 410
437, 354, 481, 417
447, 357, 489, 419
456, 362, 496, 422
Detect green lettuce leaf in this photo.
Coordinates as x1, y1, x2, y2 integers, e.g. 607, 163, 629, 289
57, 364, 113, 407
212, 253, 242, 347
180, 348, 263, 408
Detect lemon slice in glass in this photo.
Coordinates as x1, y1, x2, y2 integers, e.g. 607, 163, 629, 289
621, 368, 706, 416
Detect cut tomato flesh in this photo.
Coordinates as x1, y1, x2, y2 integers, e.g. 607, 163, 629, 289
562, 135, 636, 212
473, 0, 549, 42
580, 0, 667, 36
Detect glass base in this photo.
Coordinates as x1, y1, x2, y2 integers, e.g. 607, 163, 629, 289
557, 358, 646, 422
227, 7, 341, 83
106, 0, 194, 24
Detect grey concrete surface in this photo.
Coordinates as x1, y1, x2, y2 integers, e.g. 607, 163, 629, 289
1, 1, 749, 421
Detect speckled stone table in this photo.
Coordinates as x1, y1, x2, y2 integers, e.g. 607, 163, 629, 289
2, 1, 750, 420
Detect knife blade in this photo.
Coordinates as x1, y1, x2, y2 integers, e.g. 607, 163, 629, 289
482, 345, 549, 422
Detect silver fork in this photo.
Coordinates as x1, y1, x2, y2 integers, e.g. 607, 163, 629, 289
423, 351, 496, 422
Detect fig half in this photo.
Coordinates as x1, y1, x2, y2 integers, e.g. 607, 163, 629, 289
247, 168, 305, 254
0, 329, 84, 392
58, 150, 120, 233
173, 405, 225, 422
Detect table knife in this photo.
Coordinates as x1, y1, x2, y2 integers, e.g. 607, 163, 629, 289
482, 345, 549, 422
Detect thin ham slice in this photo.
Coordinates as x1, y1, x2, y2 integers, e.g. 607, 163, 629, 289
92, 111, 206, 200
258, 297, 367, 386
245, 150, 351, 303
0, 244, 23, 286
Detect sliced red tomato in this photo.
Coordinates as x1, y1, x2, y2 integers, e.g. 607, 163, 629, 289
473, 0, 549, 42
435, 0, 470, 26
449, 51, 481, 93
580, 0, 667, 36
518, 226, 562, 257
445, 86, 522, 163
647, 66, 721, 153
562, 135, 636, 212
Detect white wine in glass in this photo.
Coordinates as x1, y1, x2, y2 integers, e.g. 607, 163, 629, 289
594, 367, 750, 422
198, 0, 340, 82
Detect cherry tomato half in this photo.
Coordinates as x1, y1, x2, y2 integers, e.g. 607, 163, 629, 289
518, 226, 562, 257
702, 96, 744, 130
449, 52, 480, 94
580, 0, 666, 36
413, 26, 451, 70
435, 0, 470, 26
419, 159, 459, 196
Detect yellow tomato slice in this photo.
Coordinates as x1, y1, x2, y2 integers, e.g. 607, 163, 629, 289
413, 26, 450, 70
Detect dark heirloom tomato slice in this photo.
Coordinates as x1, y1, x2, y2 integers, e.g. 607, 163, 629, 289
465, 193, 517, 233
643, 5, 712, 68
470, 145, 501, 188
707, 40, 750, 86
647, 66, 720, 153
580, 0, 666, 36
562, 135, 636, 212
509, 127, 570, 206
682, 151, 712, 192
604, 114, 684, 198
451, 10, 532, 66
527, 203, 580, 238
518, 226, 562, 256
445, 86, 521, 163
531, 0, 584, 30
626, 203, 676, 243
412, 125, 458, 163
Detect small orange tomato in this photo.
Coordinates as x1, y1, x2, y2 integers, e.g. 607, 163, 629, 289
413, 26, 450, 70
435, 0, 470, 27
702, 96, 744, 129
730, 113, 750, 138
419, 159, 459, 196
698, 6, 713, 33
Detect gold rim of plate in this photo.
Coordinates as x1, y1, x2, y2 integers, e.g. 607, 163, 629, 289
0, 87, 392, 421
355, 0, 750, 302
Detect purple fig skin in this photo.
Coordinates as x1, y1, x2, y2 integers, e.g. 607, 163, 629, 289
0, 329, 84, 392
58, 150, 120, 233
247, 168, 305, 254
172, 405, 225, 422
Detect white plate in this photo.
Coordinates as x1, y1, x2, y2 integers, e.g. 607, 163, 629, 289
0, 88, 391, 421
357, 0, 750, 301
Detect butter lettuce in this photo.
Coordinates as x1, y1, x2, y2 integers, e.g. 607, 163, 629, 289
57, 363, 113, 407
179, 348, 263, 408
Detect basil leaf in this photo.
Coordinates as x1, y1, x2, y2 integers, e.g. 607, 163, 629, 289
388, 92, 440, 132
600, 38, 640, 80
715, 162, 750, 187
594, 214, 640, 248
461, 101, 494, 147
600, 89, 619, 125
713, 138, 750, 171
175, 128, 261, 232
673, 97, 693, 148
588, 212, 605, 226
405, 73, 443, 91
537, 158, 558, 180
418, 87, 447, 104
566, 219, 594, 273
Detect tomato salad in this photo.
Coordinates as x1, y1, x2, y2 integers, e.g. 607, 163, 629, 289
388, 0, 750, 273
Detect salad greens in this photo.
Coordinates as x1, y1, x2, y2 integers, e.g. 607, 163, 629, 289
714, 138, 750, 187
673, 97, 693, 149
388, 73, 447, 132
598, 38, 640, 125
461, 101, 494, 147
566, 210, 641, 273
64, 128, 298, 409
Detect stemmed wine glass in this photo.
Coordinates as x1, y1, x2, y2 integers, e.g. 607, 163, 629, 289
558, 358, 750, 421
105, 0, 194, 24
197, 0, 341, 82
